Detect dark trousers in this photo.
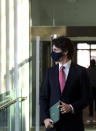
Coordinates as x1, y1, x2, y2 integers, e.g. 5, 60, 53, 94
89, 86, 96, 116
46, 123, 84, 131
56, 125, 84, 131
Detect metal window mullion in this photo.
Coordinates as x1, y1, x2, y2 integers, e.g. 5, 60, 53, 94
6, 0, 9, 92
36, 36, 40, 131
14, 0, 19, 97
14, 0, 20, 131
0, 0, 1, 93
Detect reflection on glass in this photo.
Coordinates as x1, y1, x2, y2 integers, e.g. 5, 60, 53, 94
9, 0, 14, 70
1, 0, 6, 94
16, 0, 29, 130
0, 0, 29, 130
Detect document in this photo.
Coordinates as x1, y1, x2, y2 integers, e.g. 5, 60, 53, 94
49, 101, 60, 124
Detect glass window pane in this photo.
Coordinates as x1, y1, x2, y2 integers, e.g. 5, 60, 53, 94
1, 0, 6, 94
77, 50, 90, 68
17, 0, 29, 64
91, 50, 96, 60
9, 0, 14, 70
77, 43, 90, 49
91, 44, 96, 49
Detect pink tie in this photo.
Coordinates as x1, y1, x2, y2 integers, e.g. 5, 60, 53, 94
59, 66, 66, 93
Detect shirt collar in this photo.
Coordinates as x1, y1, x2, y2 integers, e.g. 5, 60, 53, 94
59, 60, 71, 70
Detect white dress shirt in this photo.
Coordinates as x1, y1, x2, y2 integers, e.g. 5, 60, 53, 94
59, 60, 74, 113
59, 60, 71, 81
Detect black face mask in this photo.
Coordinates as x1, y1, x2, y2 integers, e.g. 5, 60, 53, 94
50, 51, 63, 62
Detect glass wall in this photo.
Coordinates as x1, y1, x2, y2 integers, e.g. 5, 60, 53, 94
0, 0, 29, 131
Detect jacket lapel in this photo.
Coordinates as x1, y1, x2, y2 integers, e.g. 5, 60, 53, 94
53, 64, 61, 98
62, 62, 75, 96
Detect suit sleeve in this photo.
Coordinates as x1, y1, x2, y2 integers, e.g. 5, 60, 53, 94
40, 70, 50, 123
71, 69, 90, 113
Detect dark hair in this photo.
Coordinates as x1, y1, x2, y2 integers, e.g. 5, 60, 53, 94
52, 36, 74, 59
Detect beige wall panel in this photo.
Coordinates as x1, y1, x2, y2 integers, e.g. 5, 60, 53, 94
31, 26, 67, 41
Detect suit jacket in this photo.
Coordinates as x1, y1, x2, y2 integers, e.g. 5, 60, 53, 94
40, 62, 89, 131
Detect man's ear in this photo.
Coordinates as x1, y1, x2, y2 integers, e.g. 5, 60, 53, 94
64, 51, 68, 56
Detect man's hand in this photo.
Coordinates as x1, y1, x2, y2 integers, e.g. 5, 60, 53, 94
58, 101, 72, 114
44, 118, 54, 128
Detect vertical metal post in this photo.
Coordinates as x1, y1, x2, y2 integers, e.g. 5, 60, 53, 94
6, 0, 9, 92
14, 0, 20, 131
0, 0, 1, 93
36, 36, 40, 131
50, 36, 53, 67
14, 0, 19, 99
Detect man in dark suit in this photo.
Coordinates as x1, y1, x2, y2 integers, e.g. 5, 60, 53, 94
87, 59, 96, 117
40, 36, 89, 131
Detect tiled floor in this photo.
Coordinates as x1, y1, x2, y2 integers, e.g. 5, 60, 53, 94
83, 106, 96, 131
